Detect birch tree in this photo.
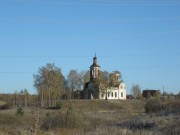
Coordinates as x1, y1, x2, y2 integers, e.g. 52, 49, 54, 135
34, 63, 65, 106
131, 84, 142, 99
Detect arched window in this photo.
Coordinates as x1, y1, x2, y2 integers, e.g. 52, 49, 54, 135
121, 92, 123, 97
91, 70, 93, 77
115, 92, 117, 98
111, 92, 113, 97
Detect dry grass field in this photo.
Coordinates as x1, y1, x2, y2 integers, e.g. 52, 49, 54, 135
0, 99, 179, 135
0, 101, 6, 106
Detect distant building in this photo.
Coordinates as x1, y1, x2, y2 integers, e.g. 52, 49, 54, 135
142, 90, 160, 98
126, 95, 134, 99
84, 55, 126, 100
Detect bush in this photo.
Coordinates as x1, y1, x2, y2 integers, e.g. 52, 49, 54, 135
145, 99, 180, 114
56, 102, 63, 109
65, 106, 84, 128
46, 106, 59, 110
117, 115, 156, 130
45, 102, 63, 110
16, 106, 24, 116
0, 103, 10, 110
41, 107, 86, 130
161, 122, 180, 135
45, 112, 51, 117
145, 100, 160, 113
41, 113, 63, 130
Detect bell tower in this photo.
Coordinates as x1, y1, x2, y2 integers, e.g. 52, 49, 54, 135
90, 54, 101, 81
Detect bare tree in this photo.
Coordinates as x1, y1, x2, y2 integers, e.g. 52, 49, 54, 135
22, 89, 29, 107
131, 84, 142, 99
80, 70, 90, 86
67, 69, 84, 99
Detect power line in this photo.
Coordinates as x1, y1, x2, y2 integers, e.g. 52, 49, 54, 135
0, 72, 34, 74
99, 53, 180, 57
0, 55, 91, 58
0, 30, 179, 40
1, 17, 180, 23
106, 64, 180, 71
86, 0, 180, 2
6, 0, 180, 5
0, 53, 180, 58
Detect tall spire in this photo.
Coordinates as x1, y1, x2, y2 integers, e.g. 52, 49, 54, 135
93, 53, 97, 64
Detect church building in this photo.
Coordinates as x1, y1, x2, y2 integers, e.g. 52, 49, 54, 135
84, 55, 126, 100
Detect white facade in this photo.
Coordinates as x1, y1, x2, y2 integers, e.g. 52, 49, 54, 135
85, 55, 126, 100
99, 82, 126, 100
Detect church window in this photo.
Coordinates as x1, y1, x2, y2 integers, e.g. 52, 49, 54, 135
121, 92, 123, 97
111, 92, 113, 97
98, 70, 100, 75
115, 92, 117, 97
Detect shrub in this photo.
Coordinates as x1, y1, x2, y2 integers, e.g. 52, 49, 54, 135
45, 112, 51, 117
42, 112, 65, 130
41, 107, 86, 130
161, 122, 180, 135
127, 118, 155, 130
45, 102, 63, 110
65, 106, 84, 128
145, 99, 180, 114
145, 99, 162, 113
16, 106, 24, 116
0, 103, 10, 110
41, 111, 67, 130
56, 102, 63, 109
117, 115, 156, 130
31, 109, 40, 135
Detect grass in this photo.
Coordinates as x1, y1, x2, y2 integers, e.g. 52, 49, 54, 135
0, 99, 179, 135
0, 100, 6, 106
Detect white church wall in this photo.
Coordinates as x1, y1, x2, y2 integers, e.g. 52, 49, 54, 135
99, 86, 126, 100
119, 83, 126, 100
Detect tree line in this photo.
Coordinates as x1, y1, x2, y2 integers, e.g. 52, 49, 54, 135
33, 63, 123, 106
0, 63, 123, 108
0, 89, 37, 109
2, 63, 178, 108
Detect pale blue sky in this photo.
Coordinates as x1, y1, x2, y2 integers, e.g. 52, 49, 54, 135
0, 0, 180, 94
